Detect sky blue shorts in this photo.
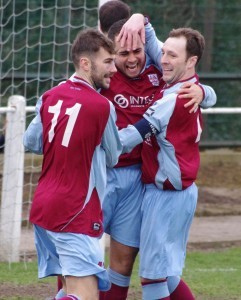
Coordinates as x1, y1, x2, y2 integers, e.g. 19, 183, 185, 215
103, 164, 144, 247
33, 225, 110, 291
139, 183, 198, 279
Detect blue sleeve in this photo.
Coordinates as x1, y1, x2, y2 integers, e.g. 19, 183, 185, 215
101, 102, 123, 167
200, 84, 217, 108
23, 97, 43, 154
118, 125, 143, 154
144, 95, 176, 132
118, 119, 159, 154
145, 22, 163, 71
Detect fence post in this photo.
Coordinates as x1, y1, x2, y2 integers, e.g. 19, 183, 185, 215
0, 95, 26, 262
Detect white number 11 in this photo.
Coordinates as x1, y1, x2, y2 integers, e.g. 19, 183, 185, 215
48, 100, 82, 147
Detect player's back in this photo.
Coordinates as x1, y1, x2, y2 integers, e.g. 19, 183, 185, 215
30, 78, 111, 234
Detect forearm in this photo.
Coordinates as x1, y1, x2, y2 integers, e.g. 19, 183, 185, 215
200, 84, 217, 108
145, 22, 163, 69
23, 97, 43, 154
119, 119, 159, 154
23, 120, 43, 154
102, 103, 123, 167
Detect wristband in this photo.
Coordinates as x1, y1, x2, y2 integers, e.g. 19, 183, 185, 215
134, 118, 159, 139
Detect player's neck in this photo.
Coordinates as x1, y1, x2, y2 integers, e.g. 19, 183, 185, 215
75, 71, 96, 90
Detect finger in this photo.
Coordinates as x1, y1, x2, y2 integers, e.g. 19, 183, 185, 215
184, 99, 195, 107
177, 88, 192, 95
179, 93, 193, 99
116, 28, 123, 42
180, 82, 192, 89
132, 33, 139, 50
125, 32, 133, 51
119, 30, 128, 48
189, 103, 199, 113
140, 27, 146, 44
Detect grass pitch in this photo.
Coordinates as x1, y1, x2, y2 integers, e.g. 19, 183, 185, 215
0, 247, 241, 299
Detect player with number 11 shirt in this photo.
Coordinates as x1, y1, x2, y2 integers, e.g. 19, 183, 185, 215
29, 76, 120, 235
24, 28, 123, 300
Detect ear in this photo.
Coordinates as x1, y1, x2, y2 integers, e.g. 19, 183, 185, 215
98, 20, 103, 33
188, 56, 198, 68
79, 56, 91, 72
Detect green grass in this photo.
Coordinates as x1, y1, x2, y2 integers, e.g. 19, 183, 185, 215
0, 248, 241, 300
0, 260, 54, 285
129, 247, 241, 300
183, 248, 241, 299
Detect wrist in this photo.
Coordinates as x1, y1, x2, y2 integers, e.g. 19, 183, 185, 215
199, 84, 205, 102
144, 15, 150, 26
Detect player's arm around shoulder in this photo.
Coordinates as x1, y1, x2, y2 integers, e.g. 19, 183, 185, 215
118, 124, 143, 154
179, 82, 217, 113
23, 96, 43, 155
199, 84, 217, 108
101, 101, 122, 167
119, 95, 177, 154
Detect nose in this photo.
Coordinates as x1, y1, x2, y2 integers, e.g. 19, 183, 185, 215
110, 61, 117, 74
161, 53, 168, 65
127, 51, 137, 62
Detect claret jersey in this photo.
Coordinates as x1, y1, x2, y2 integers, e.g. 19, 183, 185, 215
100, 64, 164, 167
142, 75, 203, 190
29, 77, 122, 236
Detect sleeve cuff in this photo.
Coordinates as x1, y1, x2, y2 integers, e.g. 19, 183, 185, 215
144, 15, 150, 26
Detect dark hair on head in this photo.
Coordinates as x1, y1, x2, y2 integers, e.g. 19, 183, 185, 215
107, 18, 128, 42
99, 0, 131, 34
71, 28, 115, 68
169, 27, 205, 64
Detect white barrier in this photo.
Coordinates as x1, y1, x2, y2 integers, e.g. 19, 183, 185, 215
0, 95, 26, 262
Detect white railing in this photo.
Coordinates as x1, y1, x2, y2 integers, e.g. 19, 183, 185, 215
0, 95, 240, 262
0, 96, 26, 262
202, 108, 241, 114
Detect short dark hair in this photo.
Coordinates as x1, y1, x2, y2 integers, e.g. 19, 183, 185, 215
71, 28, 115, 68
99, 0, 131, 34
169, 28, 205, 64
107, 18, 128, 42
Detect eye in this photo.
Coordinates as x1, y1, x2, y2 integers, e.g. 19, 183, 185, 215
118, 51, 128, 57
133, 48, 142, 54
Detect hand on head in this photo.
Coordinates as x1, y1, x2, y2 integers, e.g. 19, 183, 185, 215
117, 13, 146, 51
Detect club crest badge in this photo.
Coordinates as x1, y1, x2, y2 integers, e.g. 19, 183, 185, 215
148, 74, 159, 86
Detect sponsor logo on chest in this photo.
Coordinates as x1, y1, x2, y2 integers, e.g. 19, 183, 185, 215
114, 94, 154, 108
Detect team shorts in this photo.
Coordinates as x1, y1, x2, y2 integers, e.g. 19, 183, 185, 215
139, 183, 198, 279
103, 164, 144, 247
33, 225, 110, 291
